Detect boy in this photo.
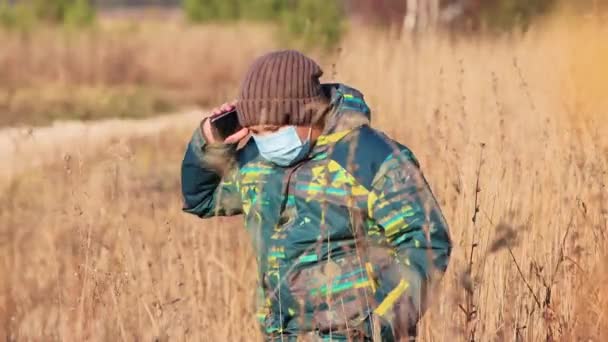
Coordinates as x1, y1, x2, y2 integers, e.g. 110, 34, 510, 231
181, 50, 451, 341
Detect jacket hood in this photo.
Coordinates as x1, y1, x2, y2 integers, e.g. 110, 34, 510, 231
310, 83, 371, 152
322, 83, 371, 134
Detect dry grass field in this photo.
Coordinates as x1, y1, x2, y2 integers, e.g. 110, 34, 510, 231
0, 21, 277, 126
1, 11, 607, 342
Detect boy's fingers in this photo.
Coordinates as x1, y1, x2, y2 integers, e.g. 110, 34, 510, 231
221, 104, 234, 112
210, 102, 234, 117
224, 128, 249, 144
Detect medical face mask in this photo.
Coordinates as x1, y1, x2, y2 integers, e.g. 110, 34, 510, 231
252, 126, 312, 167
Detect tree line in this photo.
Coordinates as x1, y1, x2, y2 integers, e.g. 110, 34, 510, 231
0, 0, 601, 41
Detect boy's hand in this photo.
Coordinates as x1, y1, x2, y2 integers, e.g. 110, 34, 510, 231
202, 102, 249, 144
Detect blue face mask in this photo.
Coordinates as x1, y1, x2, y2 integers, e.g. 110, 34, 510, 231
252, 126, 312, 167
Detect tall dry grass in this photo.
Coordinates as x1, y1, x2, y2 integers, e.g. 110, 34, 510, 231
1, 13, 607, 341
0, 21, 277, 126
334, 15, 608, 340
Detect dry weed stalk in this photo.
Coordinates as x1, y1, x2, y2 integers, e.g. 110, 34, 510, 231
1, 15, 608, 342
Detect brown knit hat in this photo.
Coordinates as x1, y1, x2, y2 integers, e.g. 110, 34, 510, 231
236, 50, 327, 127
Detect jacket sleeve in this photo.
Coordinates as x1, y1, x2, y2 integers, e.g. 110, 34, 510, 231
180, 125, 242, 218
368, 147, 452, 334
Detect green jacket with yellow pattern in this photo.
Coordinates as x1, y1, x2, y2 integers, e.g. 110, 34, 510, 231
181, 84, 452, 340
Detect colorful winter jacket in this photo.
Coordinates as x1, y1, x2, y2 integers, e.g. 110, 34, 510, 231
181, 84, 452, 340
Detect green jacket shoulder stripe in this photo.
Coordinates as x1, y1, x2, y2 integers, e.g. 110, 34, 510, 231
330, 125, 415, 190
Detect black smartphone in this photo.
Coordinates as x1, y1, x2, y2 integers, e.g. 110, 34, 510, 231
210, 109, 242, 140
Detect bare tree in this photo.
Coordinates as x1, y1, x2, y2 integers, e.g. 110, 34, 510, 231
403, 0, 418, 30
439, 0, 482, 31
403, 0, 441, 33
